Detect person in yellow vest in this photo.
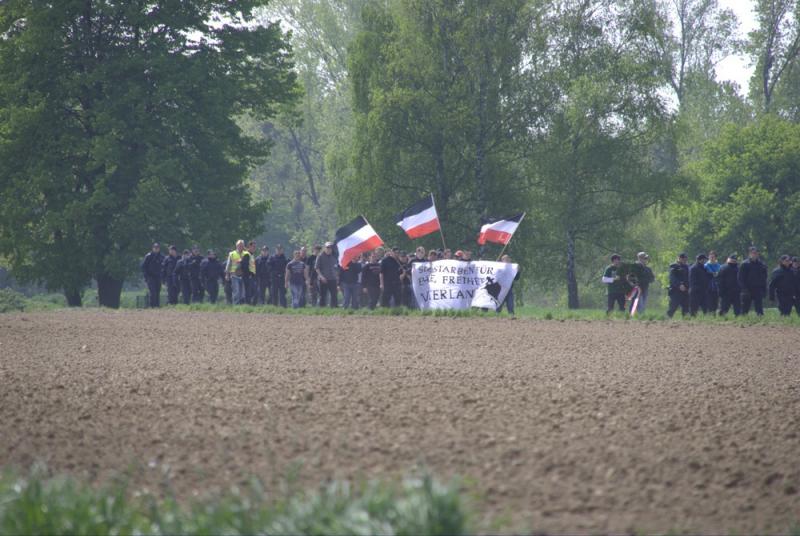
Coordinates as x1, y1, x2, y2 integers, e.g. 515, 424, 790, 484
226, 239, 246, 305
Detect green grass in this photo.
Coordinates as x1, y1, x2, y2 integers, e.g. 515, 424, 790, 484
0, 468, 469, 536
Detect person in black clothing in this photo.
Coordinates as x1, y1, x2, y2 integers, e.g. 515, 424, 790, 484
174, 249, 192, 305
362, 251, 382, 309
239, 242, 256, 305
717, 254, 741, 316
256, 246, 271, 305
268, 245, 288, 307
398, 251, 414, 308
141, 243, 164, 308
667, 253, 689, 318
380, 248, 402, 307
200, 250, 225, 304
189, 245, 205, 303
340, 257, 362, 309
306, 245, 321, 306
688, 253, 710, 316
738, 246, 768, 316
161, 245, 180, 305
769, 255, 796, 316
298, 246, 309, 307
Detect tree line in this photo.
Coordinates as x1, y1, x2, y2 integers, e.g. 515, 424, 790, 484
1, 0, 799, 308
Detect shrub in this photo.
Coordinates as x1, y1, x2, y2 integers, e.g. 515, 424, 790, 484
0, 288, 26, 313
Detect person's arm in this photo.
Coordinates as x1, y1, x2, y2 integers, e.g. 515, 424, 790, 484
601, 267, 614, 284
379, 271, 385, 290
285, 265, 291, 289
315, 256, 326, 283
304, 265, 310, 286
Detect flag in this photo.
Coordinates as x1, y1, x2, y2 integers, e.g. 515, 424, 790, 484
477, 213, 524, 245
395, 194, 441, 239
334, 215, 384, 268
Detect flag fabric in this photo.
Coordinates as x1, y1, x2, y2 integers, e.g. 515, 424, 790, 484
334, 215, 384, 268
477, 213, 524, 245
396, 194, 441, 239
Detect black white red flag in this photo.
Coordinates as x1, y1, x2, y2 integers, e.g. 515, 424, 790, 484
395, 194, 441, 239
335, 216, 384, 268
477, 213, 524, 245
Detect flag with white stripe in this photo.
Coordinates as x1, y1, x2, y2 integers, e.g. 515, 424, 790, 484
477, 213, 524, 245
335, 216, 384, 268
395, 194, 441, 239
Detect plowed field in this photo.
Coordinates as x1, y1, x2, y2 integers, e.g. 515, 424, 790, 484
1, 310, 799, 533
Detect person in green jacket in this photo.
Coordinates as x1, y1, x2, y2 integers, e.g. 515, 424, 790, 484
624, 252, 655, 314
602, 254, 631, 314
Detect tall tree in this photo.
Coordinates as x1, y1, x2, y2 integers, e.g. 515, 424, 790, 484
748, 0, 800, 112
0, 1, 296, 307
522, 0, 674, 308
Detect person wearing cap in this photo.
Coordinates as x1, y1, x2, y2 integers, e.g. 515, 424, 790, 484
380, 247, 403, 307
200, 250, 225, 304
688, 253, 711, 316
141, 243, 164, 308
339, 254, 362, 310
667, 253, 690, 318
161, 245, 180, 305
737, 246, 768, 316
315, 242, 339, 307
704, 251, 721, 314
306, 245, 321, 306
174, 249, 193, 305
602, 254, 629, 314
256, 246, 272, 305
285, 249, 310, 309
454, 250, 465, 261
226, 240, 246, 305
267, 244, 288, 307
189, 245, 205, 303
625, 252, 655, 314
717, 254, 741, 316
769, 255, 796, 315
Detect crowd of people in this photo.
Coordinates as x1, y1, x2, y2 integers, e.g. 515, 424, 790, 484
140, 241, 518, 312
602, 247, 800, 317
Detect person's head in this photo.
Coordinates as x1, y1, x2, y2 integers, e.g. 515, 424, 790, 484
261, 245, 269, 256
678, 252, 688, 264
779, 254, 791, 267
793, 257, 799, 269
727, 254, 738, 264
236, 239, 245, 252
247, 240, 256, 253
293, 249, 301, 260
696, 253, 707, 264
415, 246, 426, 259
192, 245, 200, 255
748, 246, 759, 260
182, 249, 190, 258
361, 251, 370, 262
463, 250, 472, 260
152, 242, 160, 253
207, 249, 216, 260
276, 244, 284, 254
313, 244, 322, 254
708, 250, 717, 263
370, 251, 379, 263
324, 241, 334, 255
443, 248, 452, 259
637, 251, 649, 265
168, 245, 177, 257
428, 249, 438, 261
399, 251, 408, 262
454, 250, 464, 260
300, 246, 307, 258
610, 254, 621, 267
376, 246, 385, 258
501, 254, 511, 263
392, 247, 400, 257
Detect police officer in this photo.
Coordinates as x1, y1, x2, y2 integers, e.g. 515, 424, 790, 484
688, 253, 711, 316
200, 250, 225, 304
141, 243, 164, 308
717, 254, 740, 316
256, 246, 271, 305
738, 246, 768, 316
769, 255, 795, 316
161, 245, 180, 305
189, 245, 205, 303
174, 249, 192, 305
268, 244, 288, 307
667, 253, 689, 318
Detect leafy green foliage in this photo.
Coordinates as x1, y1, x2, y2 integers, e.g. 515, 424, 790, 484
0, 469, 469, 536
0, 1, 297, 307
0, 288, 26, 313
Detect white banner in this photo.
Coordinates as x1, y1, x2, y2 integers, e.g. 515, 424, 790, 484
412, 260, 519, 310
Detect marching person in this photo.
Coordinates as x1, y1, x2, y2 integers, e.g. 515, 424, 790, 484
380, 247, 402, 307
626, 252, 655, 314
704, 251, 721, 314
717, 254, 741, 316
769, 255, 796, 316
141, 242, 164, 308
738, 246, 768, 316
226, 240, 246, 305
298, 246, 309, 306
315, 242, 338, 308
285, 249, 309, 309
189, 245, 205, 303
339, 255, 362, 310
667, 253, 690, 318
241, 241, 258, 305
175, 249, 193, 305
161, 245, 180, 305
268, 245, 288, 307
362, 251, 382, 310
306, 245, 321, 306
256, 246, 271, 305
688, 253, 710, 316
602, 254, 628, 314
200, 250, 224, 304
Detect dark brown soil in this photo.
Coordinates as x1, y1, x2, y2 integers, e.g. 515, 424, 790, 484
1, 310, 799, 533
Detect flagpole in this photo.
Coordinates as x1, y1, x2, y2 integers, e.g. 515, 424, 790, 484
496, 212, 526, 261
432, 194, 447, 251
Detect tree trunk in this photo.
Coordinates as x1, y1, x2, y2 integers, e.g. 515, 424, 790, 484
96, 273, 123, 308
64, 288, 83, 307
566, 231, 579, 309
